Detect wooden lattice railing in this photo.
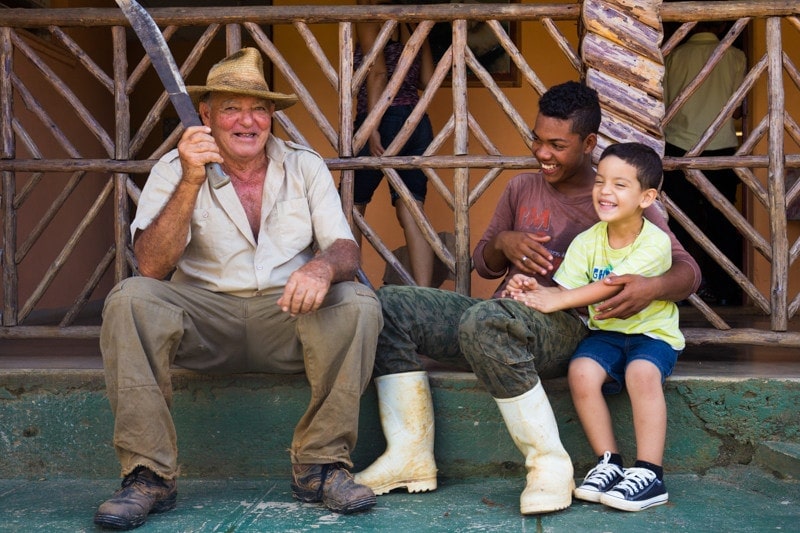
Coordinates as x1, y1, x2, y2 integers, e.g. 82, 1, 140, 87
0, 2, 799, 349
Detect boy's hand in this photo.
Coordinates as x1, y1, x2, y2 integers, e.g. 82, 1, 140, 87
501, 273, 538, 297
510, 284, 563, 313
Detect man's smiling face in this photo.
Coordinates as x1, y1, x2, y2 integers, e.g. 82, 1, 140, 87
531, 114, 595, 191
200, 92, 274, 164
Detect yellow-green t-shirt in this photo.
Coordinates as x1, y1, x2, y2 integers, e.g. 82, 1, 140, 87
553, 219, 685, 350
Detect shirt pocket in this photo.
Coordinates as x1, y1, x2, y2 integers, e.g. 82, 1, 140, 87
190, 207, 241, 255
274, 198, 313, 252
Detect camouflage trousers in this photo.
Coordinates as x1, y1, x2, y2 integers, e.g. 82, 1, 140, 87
375, 285, 589, 398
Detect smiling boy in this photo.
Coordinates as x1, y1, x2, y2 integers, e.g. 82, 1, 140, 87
506, 142, 683, 512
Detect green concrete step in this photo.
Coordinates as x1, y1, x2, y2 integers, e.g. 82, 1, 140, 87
1, 366, 798, 480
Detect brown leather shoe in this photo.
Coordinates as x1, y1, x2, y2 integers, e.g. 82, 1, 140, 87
94, 466, 177, 530
291, 463, 376, 514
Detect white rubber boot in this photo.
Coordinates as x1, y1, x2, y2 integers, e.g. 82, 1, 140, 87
495, 382, 574, 514
354, 371, 438, 495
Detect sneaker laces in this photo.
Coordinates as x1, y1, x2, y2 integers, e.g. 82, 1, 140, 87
584, 452, 622, 486
613, 467, 657, 495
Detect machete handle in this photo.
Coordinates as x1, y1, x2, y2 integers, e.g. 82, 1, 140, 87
205, 161, 230, 189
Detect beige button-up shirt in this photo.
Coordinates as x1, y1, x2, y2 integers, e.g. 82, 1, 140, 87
131, 136, 355, 297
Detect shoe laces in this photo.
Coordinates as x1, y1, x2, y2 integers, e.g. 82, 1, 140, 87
121, 466, 162, 489
301, 463, 351, 499
585, 452, 622, 484
614, 467, 656, 494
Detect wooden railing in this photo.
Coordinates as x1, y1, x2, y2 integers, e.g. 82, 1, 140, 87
1, 2, 799, 349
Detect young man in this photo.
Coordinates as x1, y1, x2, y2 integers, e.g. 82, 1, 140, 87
95, 49, 381, 530
354, 81, 700, 515
506, 143, 682, 512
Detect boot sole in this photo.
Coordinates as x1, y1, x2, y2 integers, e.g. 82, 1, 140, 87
93, 513, 146, 531
291, 486, 377, 514
520, 495, 573, 515
371, 477, 438, 496
520, 481, 574, 515
327, 494, 377, 514
93, 493, 177, 530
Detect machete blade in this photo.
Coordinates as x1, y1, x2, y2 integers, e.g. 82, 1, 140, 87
116, 0, 229, 188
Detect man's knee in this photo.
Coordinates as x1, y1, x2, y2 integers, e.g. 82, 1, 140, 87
101, 277, 184, 351
104, 277, 165, 311
323, 281, 383, 330
376, 285, 415, 318
458, 299, 533, 365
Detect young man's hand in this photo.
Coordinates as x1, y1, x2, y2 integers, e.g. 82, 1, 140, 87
594, 273, 660, 320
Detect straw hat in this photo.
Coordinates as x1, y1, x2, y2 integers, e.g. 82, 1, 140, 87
186, 47, 298, 110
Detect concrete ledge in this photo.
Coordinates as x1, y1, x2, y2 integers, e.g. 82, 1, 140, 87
0, 368, 798, 479
754, 441, 800, 479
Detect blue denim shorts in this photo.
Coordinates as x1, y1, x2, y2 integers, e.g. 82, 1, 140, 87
570, 330, 681, 394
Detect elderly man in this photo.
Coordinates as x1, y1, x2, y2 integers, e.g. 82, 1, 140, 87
94, 48, 382, 530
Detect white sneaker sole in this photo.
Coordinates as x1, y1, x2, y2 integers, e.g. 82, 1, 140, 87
600, 491, 669, 512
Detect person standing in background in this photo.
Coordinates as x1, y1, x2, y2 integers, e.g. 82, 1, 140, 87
352, 0, 437, 287
663, 21, 746, 306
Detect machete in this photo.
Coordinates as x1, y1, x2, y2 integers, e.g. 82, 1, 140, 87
116, 0, 230, 189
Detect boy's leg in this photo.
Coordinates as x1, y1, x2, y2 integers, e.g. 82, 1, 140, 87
569, 333, 627, 503
625, 336, 678, 467
600, 338, 677, 512
568, 357, 618, 456
625, 359, 668, 466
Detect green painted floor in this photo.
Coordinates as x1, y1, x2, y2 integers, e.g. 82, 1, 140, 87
1, 466, 797, 532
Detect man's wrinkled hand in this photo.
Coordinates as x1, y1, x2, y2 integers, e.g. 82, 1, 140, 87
178, 126, 223, 185
277, 261, 333, 316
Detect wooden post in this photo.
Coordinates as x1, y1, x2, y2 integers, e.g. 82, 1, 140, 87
339, 20, 355, 229
113, 25, 131, 283
452, 19, 470, 295
1, 26, 16, 326
226, 23, 242, 54
766, 16, 788, 330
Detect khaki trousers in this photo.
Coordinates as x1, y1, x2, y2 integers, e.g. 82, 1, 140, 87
100, 277, 381, 479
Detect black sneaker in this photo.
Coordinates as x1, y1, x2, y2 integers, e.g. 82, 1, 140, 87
599, 467, 668, 511
94, 466, 177, 530
291, 463, 376, 514
574, 451, 624, 503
